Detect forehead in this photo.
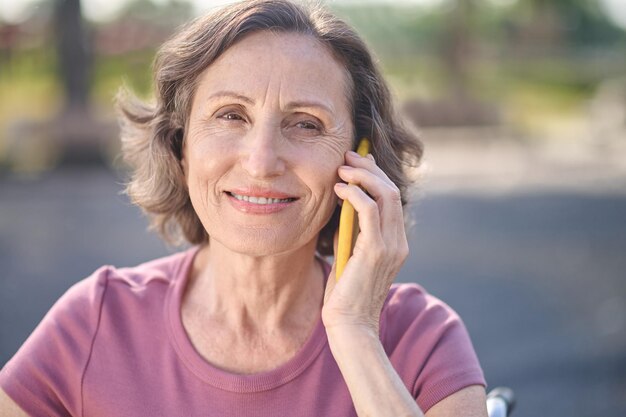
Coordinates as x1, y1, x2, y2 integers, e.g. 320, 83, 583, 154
194, 31, 352, 111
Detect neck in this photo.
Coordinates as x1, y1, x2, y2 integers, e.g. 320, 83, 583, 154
184, 239, 325, 333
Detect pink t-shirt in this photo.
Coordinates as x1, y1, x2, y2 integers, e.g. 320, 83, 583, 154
1, 247, 485, 416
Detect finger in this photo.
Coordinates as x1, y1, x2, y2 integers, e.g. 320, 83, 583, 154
337, 166, 403, 243
343, 152, 406, 246
334, 182, 383, 245
344, 151, 394, 187
337, 165, 402, 209
342, 152, 409, 265
338, 170, 408, 270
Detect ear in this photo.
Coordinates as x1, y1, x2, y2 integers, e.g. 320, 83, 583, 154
180, 157, 189, 188
177, 132, 189, 188
179, 149, 187, 174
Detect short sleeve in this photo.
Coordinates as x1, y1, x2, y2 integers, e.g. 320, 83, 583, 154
0, 267, 109, 417
382, 284, 486, 413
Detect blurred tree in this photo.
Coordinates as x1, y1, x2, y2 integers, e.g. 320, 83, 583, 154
55, 0, 91, 112
119, 0, 192, 25
47, 0, 115, 166
441, 0, 475, 100
0, 24, 19, 76
404, 0, 499, 128
510, 0, 625, 49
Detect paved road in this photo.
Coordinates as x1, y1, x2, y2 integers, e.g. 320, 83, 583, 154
1, 168, 625, 416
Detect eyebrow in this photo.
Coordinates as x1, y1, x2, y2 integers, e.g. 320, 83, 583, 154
284, 100, 334, 116
208, 91, 254, 105
207, 91, 334, 115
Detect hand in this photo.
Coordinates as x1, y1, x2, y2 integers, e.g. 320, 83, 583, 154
321, 150, 409, 335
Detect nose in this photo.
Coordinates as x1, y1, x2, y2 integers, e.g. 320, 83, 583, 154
240, 122, 285, 179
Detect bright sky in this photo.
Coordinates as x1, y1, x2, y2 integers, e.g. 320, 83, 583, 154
1, 0, 625, 30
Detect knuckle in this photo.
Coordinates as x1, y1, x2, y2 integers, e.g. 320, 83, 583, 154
387, 186, 402, 204
397, 244, 409, 262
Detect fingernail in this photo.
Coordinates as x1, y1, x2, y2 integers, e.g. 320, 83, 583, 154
335, 182, 347, 188
347, 151, 360, 158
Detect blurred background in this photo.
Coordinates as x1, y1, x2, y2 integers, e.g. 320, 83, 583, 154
1, 0, 625, 415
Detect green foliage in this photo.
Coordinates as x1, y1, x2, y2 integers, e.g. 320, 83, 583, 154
92, 50, 155, 102
505, 0, 626, 45
331, 4, 445, 59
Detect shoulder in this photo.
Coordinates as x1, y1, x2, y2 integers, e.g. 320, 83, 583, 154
64, 249, 197, 329
0, 249, 195, 416
381, 282, 473, 358
0, 267, 106, 415
384, 282, 449, 314
2, 249, 193, 360
381, 283, 486, 413
382, 283, 461, 346
106, 249, 192, 289
49, 249, 191, 316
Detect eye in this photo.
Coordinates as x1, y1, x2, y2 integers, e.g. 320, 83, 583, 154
285, 114, 325, 139
296, 120, 320, 130
218, 112, 245, 122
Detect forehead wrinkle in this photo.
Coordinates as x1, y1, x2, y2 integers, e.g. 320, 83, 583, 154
200, 31, 353, 129
289, 34, 354, 123
260, 61, 274, 110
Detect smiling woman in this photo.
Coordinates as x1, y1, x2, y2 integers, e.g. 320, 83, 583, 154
0, 1, 487, 416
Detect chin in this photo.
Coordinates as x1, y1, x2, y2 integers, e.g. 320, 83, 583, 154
213, 227, 315, 258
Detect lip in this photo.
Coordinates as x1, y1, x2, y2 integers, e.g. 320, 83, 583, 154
225, 188, 299, 214
227, 187, 297, 200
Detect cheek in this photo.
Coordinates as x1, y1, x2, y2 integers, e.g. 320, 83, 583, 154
318, 141, 350, 184
184, 136, 237, 206
296, 147, 344, 202
186, 129, 236, 175
299, 130, 351, 170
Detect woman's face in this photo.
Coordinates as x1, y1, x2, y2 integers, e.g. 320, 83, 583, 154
182, 31, 354, 256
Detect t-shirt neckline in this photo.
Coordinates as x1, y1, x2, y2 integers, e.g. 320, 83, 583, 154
166, 246, 330, 393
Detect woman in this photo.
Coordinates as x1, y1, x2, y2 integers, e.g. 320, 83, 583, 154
0, 1, 487, 415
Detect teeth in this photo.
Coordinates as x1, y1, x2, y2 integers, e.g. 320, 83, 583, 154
231, 193, 292, 204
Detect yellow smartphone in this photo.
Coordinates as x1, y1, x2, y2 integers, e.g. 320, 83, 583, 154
336, 138, 370, 281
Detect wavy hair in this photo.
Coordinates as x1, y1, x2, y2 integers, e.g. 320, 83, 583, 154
117, 0, 423, 255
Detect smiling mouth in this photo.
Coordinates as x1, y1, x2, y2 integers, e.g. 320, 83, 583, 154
226, 192, 297, 205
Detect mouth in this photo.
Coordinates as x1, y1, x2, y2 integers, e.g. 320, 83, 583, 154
225, 191, 298, 205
